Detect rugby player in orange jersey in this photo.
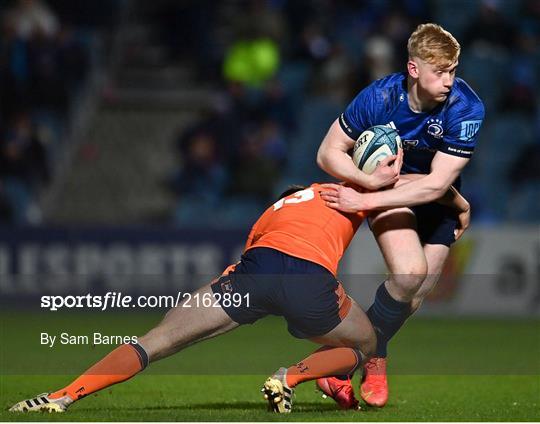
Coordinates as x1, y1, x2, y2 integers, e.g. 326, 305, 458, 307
9, 178, 470, 414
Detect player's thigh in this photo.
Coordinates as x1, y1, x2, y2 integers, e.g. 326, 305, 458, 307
370, 207, 427, 276
140, 283, 239, 359
309, 299, 376, 358
166, 284, 237, 326
415, 243, 451, 300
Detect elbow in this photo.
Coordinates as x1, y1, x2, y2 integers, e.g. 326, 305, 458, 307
424, 174, 452, 201
431, 184, 450, 201
316, 147, 327, 171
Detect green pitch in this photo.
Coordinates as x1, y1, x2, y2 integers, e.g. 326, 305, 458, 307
1, 311, 539, 421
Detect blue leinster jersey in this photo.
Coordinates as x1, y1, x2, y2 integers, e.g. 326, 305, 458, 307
339, 72, 485, 181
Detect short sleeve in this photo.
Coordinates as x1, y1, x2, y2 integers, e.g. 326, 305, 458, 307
338, 83, 381, 141
440, 100, 485, 158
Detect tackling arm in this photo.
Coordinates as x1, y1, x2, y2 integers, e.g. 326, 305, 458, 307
364, 152, 470, 210
396, 174, 469, 213
320, 151, 470, 212
364, 172, 471, 241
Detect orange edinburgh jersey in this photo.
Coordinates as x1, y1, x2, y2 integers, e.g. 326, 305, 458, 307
244, 183, 367, 276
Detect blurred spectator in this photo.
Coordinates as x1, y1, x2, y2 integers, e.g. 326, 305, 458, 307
6, 0, 59, 40
0, 0, 95, 224
296, 22, 332, 64
363, 35, 396, 81
157, 0, 220, 81
28, 29, 68, 112
498, 23, 539, 116
2, 0, 536, 225
253, 79, 297, 135
168, 127, 227, 206
223, 37, 280, 87
169, 126, 229, 226
0, 112, 50, 224
228, 120, 285, 203
0, 13, 32, 115
311, 43, 360, 104
462, 0, 517, 51
1, 2, 89, 115
232, 0, 288, 44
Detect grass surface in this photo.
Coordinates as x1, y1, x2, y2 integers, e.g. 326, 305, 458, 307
1, 312, 539, 421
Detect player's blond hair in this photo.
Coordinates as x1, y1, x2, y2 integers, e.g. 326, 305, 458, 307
407, 23, 460, 67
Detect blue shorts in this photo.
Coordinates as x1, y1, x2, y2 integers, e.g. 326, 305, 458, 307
210, 247, 351, 339
411, 202, 458, 246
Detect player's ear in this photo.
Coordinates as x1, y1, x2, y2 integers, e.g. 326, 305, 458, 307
407, 58, 419, 78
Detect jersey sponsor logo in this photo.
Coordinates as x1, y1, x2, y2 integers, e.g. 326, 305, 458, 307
339, 113, 353, 134
220, 278, 233, 293
427, 118, 444, 139
445, 145, 473, 156
403, 139, 436, 152
402, 139, 419, 149
459, 120, 482, 141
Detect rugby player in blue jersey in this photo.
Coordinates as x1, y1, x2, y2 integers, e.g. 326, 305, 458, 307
315, 23, 484, 408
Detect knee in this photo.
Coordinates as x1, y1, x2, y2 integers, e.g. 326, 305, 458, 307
388, 263, 427, 297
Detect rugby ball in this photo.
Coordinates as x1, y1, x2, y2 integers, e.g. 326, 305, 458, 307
352, 125, 402, 174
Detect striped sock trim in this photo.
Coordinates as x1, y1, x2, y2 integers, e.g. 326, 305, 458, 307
129, 342, 149, 369
348, 348, 364, 375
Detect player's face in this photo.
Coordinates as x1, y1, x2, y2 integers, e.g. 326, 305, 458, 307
410, 58, 458, 102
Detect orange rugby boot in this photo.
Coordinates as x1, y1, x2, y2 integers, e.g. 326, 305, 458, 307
316, 376, 359, 410
360, 357, 388, 407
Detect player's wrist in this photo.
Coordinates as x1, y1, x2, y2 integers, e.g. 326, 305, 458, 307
355, 191, 376, 211
359, 173, 378, 191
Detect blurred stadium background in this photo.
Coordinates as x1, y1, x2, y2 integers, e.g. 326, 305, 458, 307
0, 0, 539, 314
0, 1, 539, 420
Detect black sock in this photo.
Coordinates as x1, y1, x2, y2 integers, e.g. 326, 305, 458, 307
332, 283, 411, 380
366, 282, 411, 358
